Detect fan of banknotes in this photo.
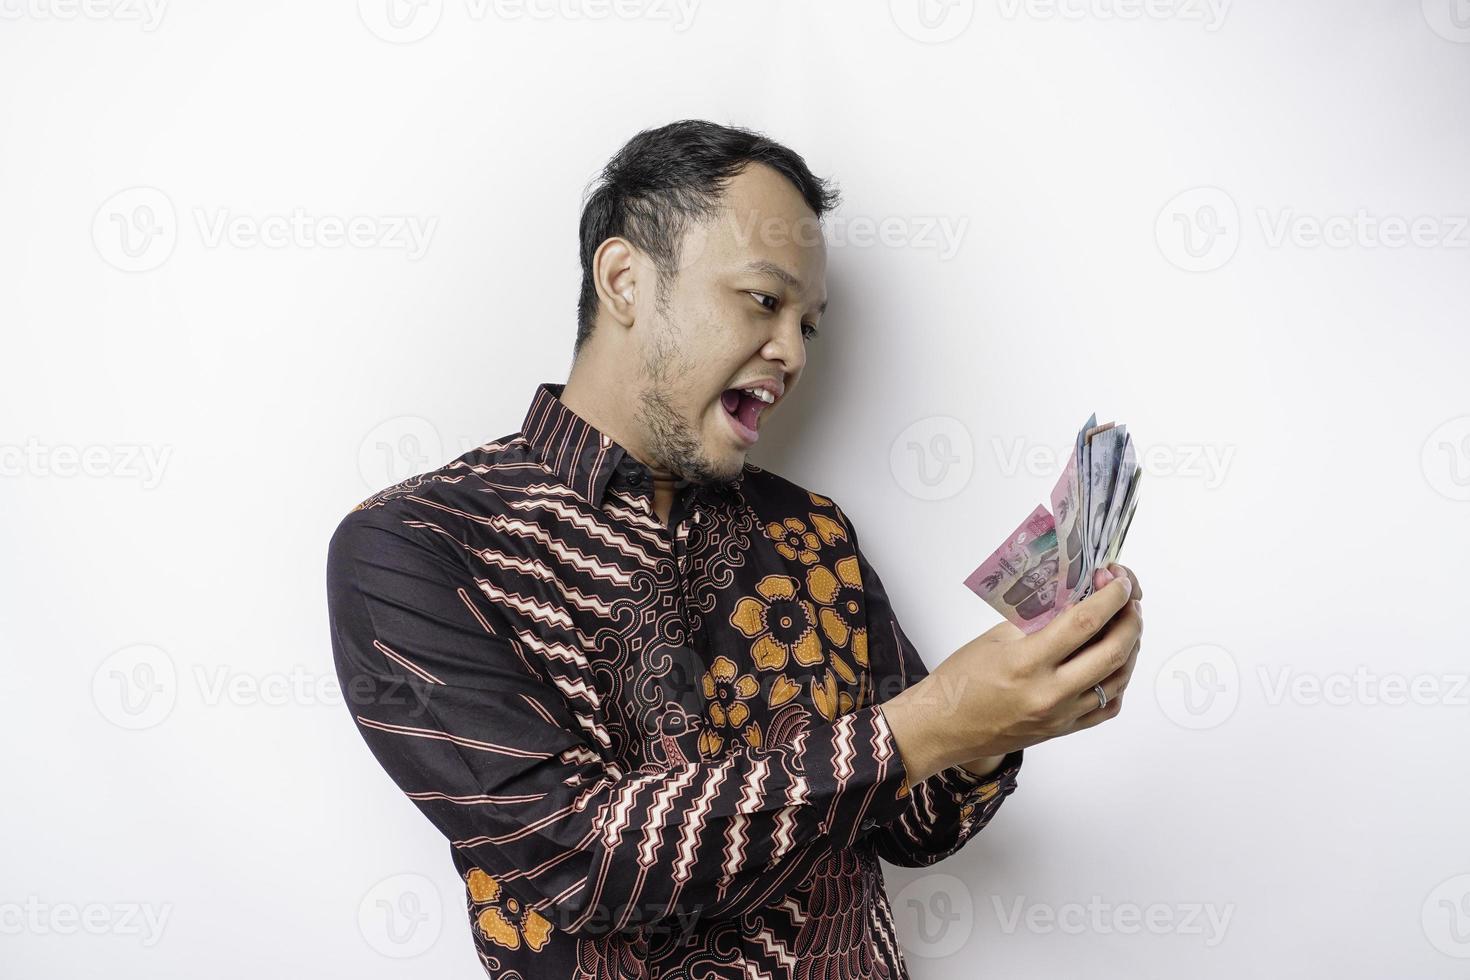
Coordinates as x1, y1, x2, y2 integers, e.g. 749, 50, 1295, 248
964, 415, 1141, 634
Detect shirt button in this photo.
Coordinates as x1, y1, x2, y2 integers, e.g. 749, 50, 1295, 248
860, 818, 877, 832
627, 470, 643, 486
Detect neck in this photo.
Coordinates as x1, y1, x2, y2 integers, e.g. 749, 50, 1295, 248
559, 360, 682, 525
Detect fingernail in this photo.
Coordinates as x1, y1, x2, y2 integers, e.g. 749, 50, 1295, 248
1096, 567, 1114, 586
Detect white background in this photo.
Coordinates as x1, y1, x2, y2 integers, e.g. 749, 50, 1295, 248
4, 1, 1470, 977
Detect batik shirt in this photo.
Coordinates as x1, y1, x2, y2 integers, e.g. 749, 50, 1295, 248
325, 381, 1024, 978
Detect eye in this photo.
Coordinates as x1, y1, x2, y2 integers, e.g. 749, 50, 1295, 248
749, 293, 820, 341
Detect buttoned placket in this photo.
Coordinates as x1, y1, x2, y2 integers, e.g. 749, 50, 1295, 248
618, 458, 713, 733
612, 452, 705, 624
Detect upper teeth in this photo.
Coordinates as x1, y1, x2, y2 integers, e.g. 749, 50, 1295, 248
741, 387, 775, 404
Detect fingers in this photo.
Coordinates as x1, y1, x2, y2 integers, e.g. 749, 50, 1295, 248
1070, 681, 1125, 730
1052, 597, 1143, 696
1112, 564, 1143, 601
1069, 635, 1139, 718
1028, 572, 1133, 666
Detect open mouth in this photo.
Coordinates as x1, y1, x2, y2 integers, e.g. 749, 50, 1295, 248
720, 387, 769, 445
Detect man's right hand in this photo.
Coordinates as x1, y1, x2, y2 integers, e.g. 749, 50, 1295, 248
879, 564, 1144, 785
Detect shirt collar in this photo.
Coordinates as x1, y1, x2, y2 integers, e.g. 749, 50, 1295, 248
519, 381, 742, 508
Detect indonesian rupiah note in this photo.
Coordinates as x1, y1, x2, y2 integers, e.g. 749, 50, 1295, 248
966, 414, 1141, 632
962, 504, 1063, 634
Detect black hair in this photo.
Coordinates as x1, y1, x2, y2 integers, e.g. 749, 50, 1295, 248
574, 119, 840, 357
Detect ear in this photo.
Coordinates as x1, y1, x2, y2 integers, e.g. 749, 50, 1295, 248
593, 237, 640, 329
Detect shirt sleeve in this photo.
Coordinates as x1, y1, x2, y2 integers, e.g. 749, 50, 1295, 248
840, 509, 1024, 868
325, 507, 915, 937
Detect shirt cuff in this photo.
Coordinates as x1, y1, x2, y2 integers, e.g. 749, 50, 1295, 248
936, 748, 1024, 797
851, 702, 928, 835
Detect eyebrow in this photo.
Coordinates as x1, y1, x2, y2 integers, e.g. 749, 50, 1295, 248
742, 260, 829, 315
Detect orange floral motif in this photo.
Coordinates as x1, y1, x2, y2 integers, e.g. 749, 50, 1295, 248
805, 499, 852, 552
806, 557, 868, 671
464, 868, 553, 953
812, 667, 856, 721
700, 655, 764, 755
729, 574, 824, 672
957, 776, 1005, 820
768, 673, 801, 708
764, 517, 822, 566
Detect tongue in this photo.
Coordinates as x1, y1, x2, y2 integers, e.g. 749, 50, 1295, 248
722, 389, 761, 433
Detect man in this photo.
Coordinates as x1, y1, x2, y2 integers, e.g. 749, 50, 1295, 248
326, 119, 1143, 978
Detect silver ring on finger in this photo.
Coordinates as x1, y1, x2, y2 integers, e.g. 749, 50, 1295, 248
1093, 683, 1108, 710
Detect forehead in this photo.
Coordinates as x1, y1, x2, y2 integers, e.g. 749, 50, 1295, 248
688, 162, 828, 298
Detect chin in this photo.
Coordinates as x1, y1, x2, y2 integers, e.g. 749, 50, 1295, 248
695, 440, 747, 484
704, 452, 746, 484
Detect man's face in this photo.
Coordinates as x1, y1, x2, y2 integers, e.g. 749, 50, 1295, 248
630, 162, 828, 485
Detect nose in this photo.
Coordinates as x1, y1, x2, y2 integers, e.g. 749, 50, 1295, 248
760, 314, 807, 383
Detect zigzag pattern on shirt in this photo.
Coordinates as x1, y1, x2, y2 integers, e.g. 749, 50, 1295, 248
768, 805, 799, 868
749, 917, 800, 979
466, 547, 621, 617
506, 495, 667, 564
717, 757, 770, 899
599, 496, 663, 534
477, 580, 573, 630
397, 515, 633, 602
638, 762, 700, 869
426, 500, 663, 570
666, 754, 734, 912
571, 711, 613, 751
